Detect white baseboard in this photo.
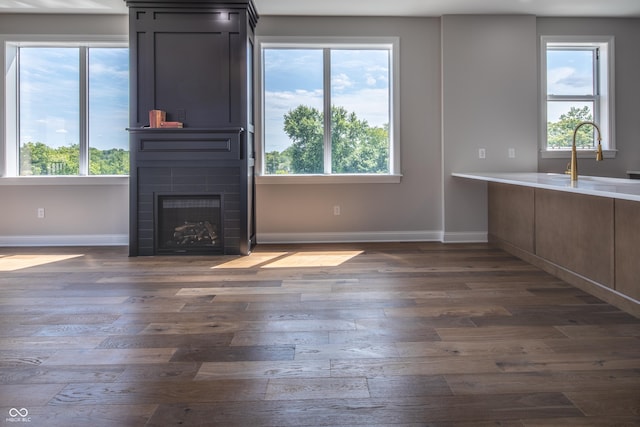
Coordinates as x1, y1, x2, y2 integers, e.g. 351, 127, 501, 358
257, 231, 443, 244
441, 231, 488, 243
0, 231, 487, 247
0, 234, 128, 247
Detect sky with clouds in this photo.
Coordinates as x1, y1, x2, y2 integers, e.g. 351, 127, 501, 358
546, 49, 595, 122
19, 47, 129, 151
263, 48, 390, 153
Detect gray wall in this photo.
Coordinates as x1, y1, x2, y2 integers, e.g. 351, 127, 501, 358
0, 14, 129, 246
255, 16, 443, 243
536, 18, 640, 178
0, 13, 638, 246
441, 15, 539, 240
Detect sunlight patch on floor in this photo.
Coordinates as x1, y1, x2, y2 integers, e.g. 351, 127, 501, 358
213, 251, 363, 269
212, 252, 288, 269
0, 254, 84, 271
263, 251, 363, 268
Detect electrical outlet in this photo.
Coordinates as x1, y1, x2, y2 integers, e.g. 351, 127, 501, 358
508, 148, 516, 158
478, 148, 486, 159
37, 208, 45, 219
333, 205, 341, 216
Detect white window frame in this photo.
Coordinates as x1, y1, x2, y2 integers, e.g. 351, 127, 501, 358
255, 36, 401, 184
2, 35, 129, 182
540, 35, 616, 159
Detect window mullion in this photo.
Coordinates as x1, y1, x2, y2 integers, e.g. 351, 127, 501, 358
323, 48, 331, 174
79, 47, 89, 176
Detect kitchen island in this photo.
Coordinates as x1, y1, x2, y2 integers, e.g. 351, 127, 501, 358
453, 172, 640, 317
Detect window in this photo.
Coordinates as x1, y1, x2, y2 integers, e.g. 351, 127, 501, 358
540, 36, 615, 157
5, 42, 129, 177
258, 37, 400, 182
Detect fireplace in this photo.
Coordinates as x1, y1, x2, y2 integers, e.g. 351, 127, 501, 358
124, 0, 258, 256
156, 194, 222, 254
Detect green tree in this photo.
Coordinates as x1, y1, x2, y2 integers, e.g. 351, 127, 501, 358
547, 106, 594, 149
265, 150, 290, 175
283, 105, 324, 173
90, 148, 129, 175
280, 105, 389, 174
20, 141, 128, 176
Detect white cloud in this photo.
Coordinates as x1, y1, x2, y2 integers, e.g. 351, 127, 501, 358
547, 66, 592, 94
332, 73, 353, 91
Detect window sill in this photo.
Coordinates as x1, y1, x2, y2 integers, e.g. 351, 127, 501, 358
0, 176, 129, 186
256, 174, 403, 185
540, 149, 617, 160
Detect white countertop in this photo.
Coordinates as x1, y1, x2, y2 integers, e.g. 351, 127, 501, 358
452, 172, 640, 202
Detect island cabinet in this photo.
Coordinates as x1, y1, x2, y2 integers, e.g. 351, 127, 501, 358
488, 182, 638, 315
615, 200, 640, 301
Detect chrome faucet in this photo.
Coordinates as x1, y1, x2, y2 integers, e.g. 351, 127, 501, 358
566, 121, 604, 181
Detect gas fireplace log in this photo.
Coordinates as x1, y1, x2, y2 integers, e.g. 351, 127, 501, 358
204, 221, 218, 240
170, 221, 217, 246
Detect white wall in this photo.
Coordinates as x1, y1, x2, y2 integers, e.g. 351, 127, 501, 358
441, 15, 539, 241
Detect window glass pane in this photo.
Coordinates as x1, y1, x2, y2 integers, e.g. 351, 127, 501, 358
330, 50, 390, 174
263, 49, 324, 174
19, 48, 80, 175
546, 49, 594, 96
547, 102, 594, 149
88, 48, 129, 175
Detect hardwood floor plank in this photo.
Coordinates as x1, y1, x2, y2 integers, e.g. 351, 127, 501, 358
146, 393, 582, 426
195, 360, 331, 380
0, 365, 125, 384
294, 343, 400, 360
330, 356, 503, 377
395, 339, 554, 358
446, 370, 640, 394
436, 326, 568, 341
170, 344, 295, 362
522, 416, 640, 426
265, 377, 370, 400
6, 404, 158, 427
231, 331, 330, 346
0, 383, 66, 406
564, 389, 640, 417
367, 374, 452, 398
41, 348, 177, 366
49, 379, 268, 405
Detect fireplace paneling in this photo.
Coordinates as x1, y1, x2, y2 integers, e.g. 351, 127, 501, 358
124, 0, 258, 256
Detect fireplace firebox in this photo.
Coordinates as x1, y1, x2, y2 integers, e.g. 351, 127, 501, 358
156, 195, 222, 254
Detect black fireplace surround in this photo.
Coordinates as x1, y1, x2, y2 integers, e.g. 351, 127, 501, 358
128, 127, 253, 256
124, 0, 258, 256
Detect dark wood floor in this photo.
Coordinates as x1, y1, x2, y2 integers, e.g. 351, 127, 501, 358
1, 242, 639, 426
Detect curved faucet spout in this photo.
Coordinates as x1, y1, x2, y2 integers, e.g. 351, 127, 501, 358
567, 121, 603, 182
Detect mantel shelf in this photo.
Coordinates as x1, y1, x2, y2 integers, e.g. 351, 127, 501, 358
127, 127, 244, 134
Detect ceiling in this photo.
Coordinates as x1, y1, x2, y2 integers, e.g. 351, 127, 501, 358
1, 0, 639, 17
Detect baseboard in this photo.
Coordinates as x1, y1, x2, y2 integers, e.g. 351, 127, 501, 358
441, 231, 488, 243
0, 234, 128, 247
257, 230, 443, 244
